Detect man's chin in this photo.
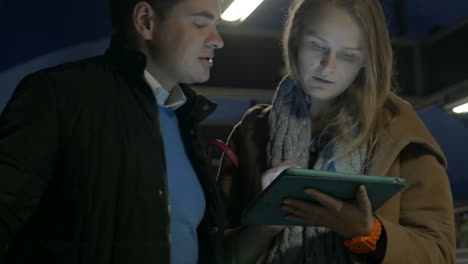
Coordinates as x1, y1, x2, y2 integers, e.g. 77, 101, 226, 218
191, 73, 210, 84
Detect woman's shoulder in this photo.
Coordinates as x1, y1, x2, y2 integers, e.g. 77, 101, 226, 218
385, 94, 446, 166
238, 104, 272, 125
386, 94, 433, 141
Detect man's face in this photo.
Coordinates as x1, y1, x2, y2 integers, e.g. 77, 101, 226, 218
147, 0, 224, 87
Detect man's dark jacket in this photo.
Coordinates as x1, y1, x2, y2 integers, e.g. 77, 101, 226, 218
0, 39, 223, 264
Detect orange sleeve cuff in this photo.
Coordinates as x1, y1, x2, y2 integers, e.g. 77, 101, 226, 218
344, 217, 382, 254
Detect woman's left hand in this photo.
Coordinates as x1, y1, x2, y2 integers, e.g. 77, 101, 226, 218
281, 185, 374, 239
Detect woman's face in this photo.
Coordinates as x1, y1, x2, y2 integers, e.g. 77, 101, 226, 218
297, 6, 367, 101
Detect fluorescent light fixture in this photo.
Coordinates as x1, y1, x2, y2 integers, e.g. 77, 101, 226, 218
221, 0, 265, 22
453, 103, 468, 114
445, 96, 468, 114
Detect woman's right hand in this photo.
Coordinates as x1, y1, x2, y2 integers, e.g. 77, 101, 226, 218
261, 160, 301, 191
235, 161, 300, 263
258, 161, 301, 235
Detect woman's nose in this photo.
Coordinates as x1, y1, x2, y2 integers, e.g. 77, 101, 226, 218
320, 52, 337, 72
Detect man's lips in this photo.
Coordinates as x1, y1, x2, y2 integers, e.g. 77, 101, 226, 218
313, 76, 334, 84
198, 57, 214, 67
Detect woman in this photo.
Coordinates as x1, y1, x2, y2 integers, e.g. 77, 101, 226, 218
218, 0, 455, 263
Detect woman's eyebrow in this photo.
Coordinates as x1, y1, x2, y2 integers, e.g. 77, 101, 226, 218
303, 32, 327, 42
304, 31, 363, 51
343, 47, 363, 52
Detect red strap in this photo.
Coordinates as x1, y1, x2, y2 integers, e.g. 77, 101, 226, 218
209, 139, 239, 167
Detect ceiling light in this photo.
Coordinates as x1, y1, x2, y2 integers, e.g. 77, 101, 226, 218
221, 0, 265, 22
445, 96, 468, 114
453, 103, 468, 114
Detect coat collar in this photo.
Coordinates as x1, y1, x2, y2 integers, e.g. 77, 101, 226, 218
177, 84, 217, 124
106, 35, 147, 76
105, 35, 217, 124
250, 97, 446, 177
367, 95, 447, 176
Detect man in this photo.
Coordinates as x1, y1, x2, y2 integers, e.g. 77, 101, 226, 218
0, 0, 224, 263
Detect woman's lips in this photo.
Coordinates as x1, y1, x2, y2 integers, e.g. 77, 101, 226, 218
313, 76, 334, 84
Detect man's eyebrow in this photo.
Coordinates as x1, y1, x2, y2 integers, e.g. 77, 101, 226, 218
190, 11, 216, 20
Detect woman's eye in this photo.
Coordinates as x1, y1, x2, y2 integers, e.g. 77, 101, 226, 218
341, 53, 356, 61
312, 42, 327, 51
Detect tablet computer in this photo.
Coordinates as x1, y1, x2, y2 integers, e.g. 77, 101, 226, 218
241, 168, 405, 226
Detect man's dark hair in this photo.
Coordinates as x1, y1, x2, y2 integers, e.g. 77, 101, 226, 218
109, 0, 185, 34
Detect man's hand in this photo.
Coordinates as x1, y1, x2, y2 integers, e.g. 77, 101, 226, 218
281, 185, 374, 239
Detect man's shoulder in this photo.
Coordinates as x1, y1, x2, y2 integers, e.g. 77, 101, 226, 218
15, 55, 107, 91
18, 54, 121, 99
14, 54, 125, 111
32, 55, 110, 80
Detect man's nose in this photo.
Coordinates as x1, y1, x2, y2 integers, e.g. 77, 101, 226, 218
206, 28, 224, 49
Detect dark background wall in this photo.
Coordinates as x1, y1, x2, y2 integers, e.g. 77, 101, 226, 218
1, 0, 468, 260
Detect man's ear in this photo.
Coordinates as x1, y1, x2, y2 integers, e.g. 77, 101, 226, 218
132, 2, 157, 40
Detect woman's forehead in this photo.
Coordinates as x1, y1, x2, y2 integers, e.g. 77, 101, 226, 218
300, 7, 366, 49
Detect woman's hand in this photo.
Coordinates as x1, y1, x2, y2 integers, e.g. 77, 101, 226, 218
257, 161, 301, 235
281, 185, 374, 239
261, 160, 301, 191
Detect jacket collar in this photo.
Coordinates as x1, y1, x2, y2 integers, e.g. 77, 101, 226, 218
367, 95, 447, 176
253, 98, 446, 177
106, 35, 147, 76
105, 35, 217, 124
177, 84, 217, 124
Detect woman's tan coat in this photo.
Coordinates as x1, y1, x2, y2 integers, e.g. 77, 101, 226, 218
218, 96, 455, 263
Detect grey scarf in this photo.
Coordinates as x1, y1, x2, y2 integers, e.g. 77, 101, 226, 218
265, 77, 367, 264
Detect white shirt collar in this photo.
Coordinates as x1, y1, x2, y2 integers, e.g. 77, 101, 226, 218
144, 70, 187, 110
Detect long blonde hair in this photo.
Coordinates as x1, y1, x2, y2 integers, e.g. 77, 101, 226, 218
282, 0, 399, 165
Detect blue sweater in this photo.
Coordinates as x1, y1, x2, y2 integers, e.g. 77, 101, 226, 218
158, 106, 206, 264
